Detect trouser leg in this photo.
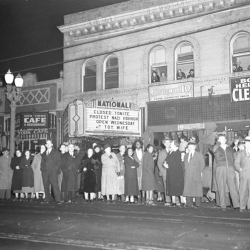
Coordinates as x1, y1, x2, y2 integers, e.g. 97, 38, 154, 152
239, 177, 248, 210
0, 190, 5, 199
247, 179, 250, 210
64, 191, 68, 201
162, 174, 171, 202
71, 191, 76, 201
42, 171, 50, 202
49, 170, 61, 202
216, 167, 227, 209
226, 168, 240, 208
195, 197, 201, 206
186, 197, 193, 206
5, 189, 11, 199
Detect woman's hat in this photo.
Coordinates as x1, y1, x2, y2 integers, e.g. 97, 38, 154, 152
103, 144, 111, 150
244, 136, 250, 142
187, 141, 196, 146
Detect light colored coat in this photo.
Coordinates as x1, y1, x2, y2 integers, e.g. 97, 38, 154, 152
0, 155, 12, 190
183, 151, 205, 197
234, 150, 250, 179
31, 153, 44, 192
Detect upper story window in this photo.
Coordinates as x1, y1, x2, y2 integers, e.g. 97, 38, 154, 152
175, 42, 194, 80
150, 46, 167, 83
104, 55, 119, 89
231, 32, 250, 72
82, 59, 96, 92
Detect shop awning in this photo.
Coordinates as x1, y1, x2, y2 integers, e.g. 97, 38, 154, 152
216, 119, 250, 132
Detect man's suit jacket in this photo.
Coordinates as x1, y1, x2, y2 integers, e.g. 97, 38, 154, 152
234, 150, 250, 179
157, 149, 167, 178
41, 148, 62, 173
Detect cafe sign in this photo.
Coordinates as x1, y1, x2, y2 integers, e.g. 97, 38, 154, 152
149, 82, 194, 102
85, 100, 141, 137
230, 76, 250, 102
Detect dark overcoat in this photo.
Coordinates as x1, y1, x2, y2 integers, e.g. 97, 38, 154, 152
79, 155, 96, 193
141, 151, 155, 191
20, 156, 34, 188
166, 150, 184, 196
92, 152, 102, 192
10, 156, 22, 191
124, 155, 139, 196
61, 151, 82, 192
183, 151, 205, 197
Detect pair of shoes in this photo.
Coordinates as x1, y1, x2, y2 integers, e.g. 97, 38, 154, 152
130, 201, 135, 204
107, 200, 111, 204
41, 200, 49, 204
239, 209, 245, 212
72, 200, 77, 203
111, 200, 116, 204
147, 200, 156, 206
125, 201, 129, 204
221, 208, 226, 211
169, 203, 177, 207
192, 205, 198, 208
175, 203, 182, 207
56, 201, 62, 204
234, 207, 240, 211
84, 200, 89, 203
164, 202, 172, 206
66, 200, 72, 203
12, 198, 18, 201
89, 200, 94, 203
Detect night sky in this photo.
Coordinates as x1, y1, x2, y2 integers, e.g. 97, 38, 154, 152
0, 0, 128, 82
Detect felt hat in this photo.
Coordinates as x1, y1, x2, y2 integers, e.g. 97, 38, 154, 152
103, 144, 111, 150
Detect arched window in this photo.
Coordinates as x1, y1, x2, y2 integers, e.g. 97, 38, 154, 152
175, 42, 194, 80
231, 32, 250, 72
104, 55, 119, 89
149, 46, 167, 83
82, 59, 96, 92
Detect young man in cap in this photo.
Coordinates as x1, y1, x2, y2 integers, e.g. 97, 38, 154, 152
234, 136, 250, 212
0, 148, 12, 200
212, 134, 239, 211
183, 141, 205, 208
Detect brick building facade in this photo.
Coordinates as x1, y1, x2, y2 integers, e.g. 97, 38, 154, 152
58, 0, 250, 145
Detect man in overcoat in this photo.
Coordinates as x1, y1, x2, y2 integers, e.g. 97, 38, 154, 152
183, 141, 205, 207
234, 136, 250, 212
212, 134, 239, 210
61, 143, 84, 203
0, 148, 12, 200
41, 140, 62, 203
157, 138, 172, 205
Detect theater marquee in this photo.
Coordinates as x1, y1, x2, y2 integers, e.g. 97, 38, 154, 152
230, 76, 250, 102
85, 100, 141, 137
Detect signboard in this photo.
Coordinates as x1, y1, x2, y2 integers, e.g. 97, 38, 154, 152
84, 100, 141, 137
149, 82, 194, 102
16, 128, 49, 141
178, 123, 205, 131
230, 76, 250, 102
22, 113, 48, 128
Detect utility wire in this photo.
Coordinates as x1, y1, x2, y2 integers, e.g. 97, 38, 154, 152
1, 12, 250, 76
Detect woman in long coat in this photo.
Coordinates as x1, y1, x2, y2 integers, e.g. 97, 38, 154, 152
61, 143, 83, 203
124, 147, 139, 203
101, 144, 120, 204
31, 145, 46, 200
79, 148, 97, 202
142, 144, 156, 205
116, 144, 126, 201
153, 150, 164, 202
183, 142, 205, 207
20, 149, 34, 201
164, 140, 184, 206
93, 145, 102, 200
11, 149, 23, 201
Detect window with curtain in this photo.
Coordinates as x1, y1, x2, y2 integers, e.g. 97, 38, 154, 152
150, 46, 167, 83
105, 55, 119, 89
82, 60, 96, 92
175, 42, 194, 80
231, 33, 250, 72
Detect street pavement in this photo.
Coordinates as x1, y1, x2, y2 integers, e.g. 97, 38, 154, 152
0, 197, 249, 250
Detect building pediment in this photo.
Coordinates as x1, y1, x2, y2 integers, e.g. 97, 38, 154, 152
58, 0, 240, 45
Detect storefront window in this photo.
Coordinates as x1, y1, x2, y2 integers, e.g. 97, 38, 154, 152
150, 46, 167, 83
82, 59, 96, 92
231, 32, 250, 72
175, 42, 194, 80
104, 55, 119, 89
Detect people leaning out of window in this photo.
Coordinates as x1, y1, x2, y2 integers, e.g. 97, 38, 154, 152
187, 69, 195, 78
151, 71, 160, 83
176, 69, 186, 80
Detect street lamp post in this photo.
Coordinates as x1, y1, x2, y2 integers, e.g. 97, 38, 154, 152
5, 70, 23, 157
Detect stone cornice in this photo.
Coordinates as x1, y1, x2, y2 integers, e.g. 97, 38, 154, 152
58, 0, 245, 44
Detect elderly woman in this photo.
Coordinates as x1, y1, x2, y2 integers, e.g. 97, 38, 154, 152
11, 149, 24, 201
20, 149, 34, 201
142, 144, 156, 206
31, 145, 46, 201
101, 144, 120, 204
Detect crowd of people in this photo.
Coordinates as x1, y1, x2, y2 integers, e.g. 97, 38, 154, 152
0, 134, 249, 212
